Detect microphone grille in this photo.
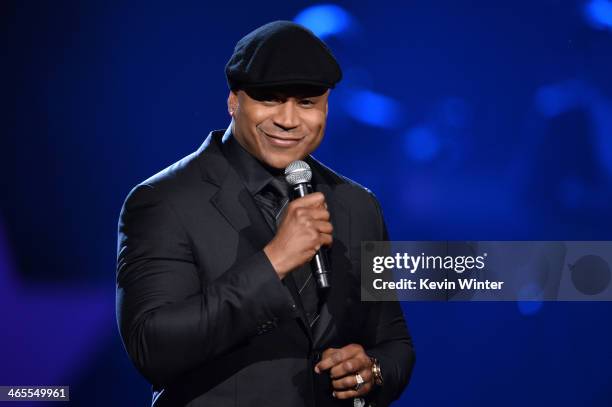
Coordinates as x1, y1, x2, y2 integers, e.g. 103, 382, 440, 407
284, 160, 312, 185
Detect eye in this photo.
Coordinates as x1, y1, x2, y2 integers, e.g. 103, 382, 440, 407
260, 94, 283, 105
299, 99, 315, 107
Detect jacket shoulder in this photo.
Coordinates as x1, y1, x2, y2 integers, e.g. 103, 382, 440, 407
120, 136, 219, 213
126, 131, 223, 200
308, 155, 378, 200
309, 156, 387, 240
140, 150, 201, 191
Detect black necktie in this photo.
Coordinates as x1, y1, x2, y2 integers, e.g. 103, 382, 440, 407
254, 176, 320, 327
253, 176, 288, 232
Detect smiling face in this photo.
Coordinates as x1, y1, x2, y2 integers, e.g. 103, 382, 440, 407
228, 84, 330, 169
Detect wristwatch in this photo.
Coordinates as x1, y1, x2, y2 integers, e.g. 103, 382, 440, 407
369, 357, 383, 386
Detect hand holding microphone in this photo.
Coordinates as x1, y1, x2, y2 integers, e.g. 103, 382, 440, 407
263, 161, 333, 289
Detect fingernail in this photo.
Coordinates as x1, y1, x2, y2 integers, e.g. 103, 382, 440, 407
332, 392, 336, 398
314, 366, 320, 374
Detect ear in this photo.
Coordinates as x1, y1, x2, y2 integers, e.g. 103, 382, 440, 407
227, 91, 238, 116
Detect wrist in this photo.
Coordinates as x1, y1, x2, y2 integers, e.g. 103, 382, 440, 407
263, 245, 289, 278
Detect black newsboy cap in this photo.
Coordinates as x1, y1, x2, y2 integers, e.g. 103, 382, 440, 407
225, 20, 342, 90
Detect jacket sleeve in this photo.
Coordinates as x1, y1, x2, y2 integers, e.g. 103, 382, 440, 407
115, 183, 293, 388
363, 193, 416, 407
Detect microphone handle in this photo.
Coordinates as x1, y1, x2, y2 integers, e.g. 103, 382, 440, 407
290, 182, 332, 289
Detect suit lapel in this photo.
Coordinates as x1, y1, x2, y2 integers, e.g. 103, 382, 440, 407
306, 157, 351, 348
210, 167, 275, 252
198, 130, 274, 253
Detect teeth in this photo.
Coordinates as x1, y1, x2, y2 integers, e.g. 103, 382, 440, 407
265, 133, 301, 144
263, 131, 300, 141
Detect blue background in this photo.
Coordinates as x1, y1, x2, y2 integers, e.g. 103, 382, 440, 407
2, 1, 612, 405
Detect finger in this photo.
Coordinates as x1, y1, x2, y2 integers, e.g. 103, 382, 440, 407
303, 208, 330, 221
329, 356, 369, 380
332, 383, 372, 400
315, 344, 363, 374
314, 348, 345, 373
331, 367, 372, 391
331, 368, 370, 391
320, 347, 338, 360
311, 220, 333, 234
318, 232, 333, 248
291, 192, 325, 209
294, 208, 329, 224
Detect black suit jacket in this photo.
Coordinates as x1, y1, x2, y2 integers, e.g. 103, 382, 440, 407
116, 129, 415, 407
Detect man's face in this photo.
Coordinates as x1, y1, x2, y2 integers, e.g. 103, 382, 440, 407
228, 85, 330, 169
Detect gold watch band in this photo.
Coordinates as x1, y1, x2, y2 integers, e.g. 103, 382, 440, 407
369, 357, 383, 386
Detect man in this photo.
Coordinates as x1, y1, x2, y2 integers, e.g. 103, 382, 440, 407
116, 21, 414, 407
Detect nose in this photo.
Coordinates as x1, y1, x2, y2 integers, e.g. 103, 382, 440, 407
273, 100, 300, 131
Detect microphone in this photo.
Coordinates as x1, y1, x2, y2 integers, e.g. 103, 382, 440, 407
284, 160, 332, 290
